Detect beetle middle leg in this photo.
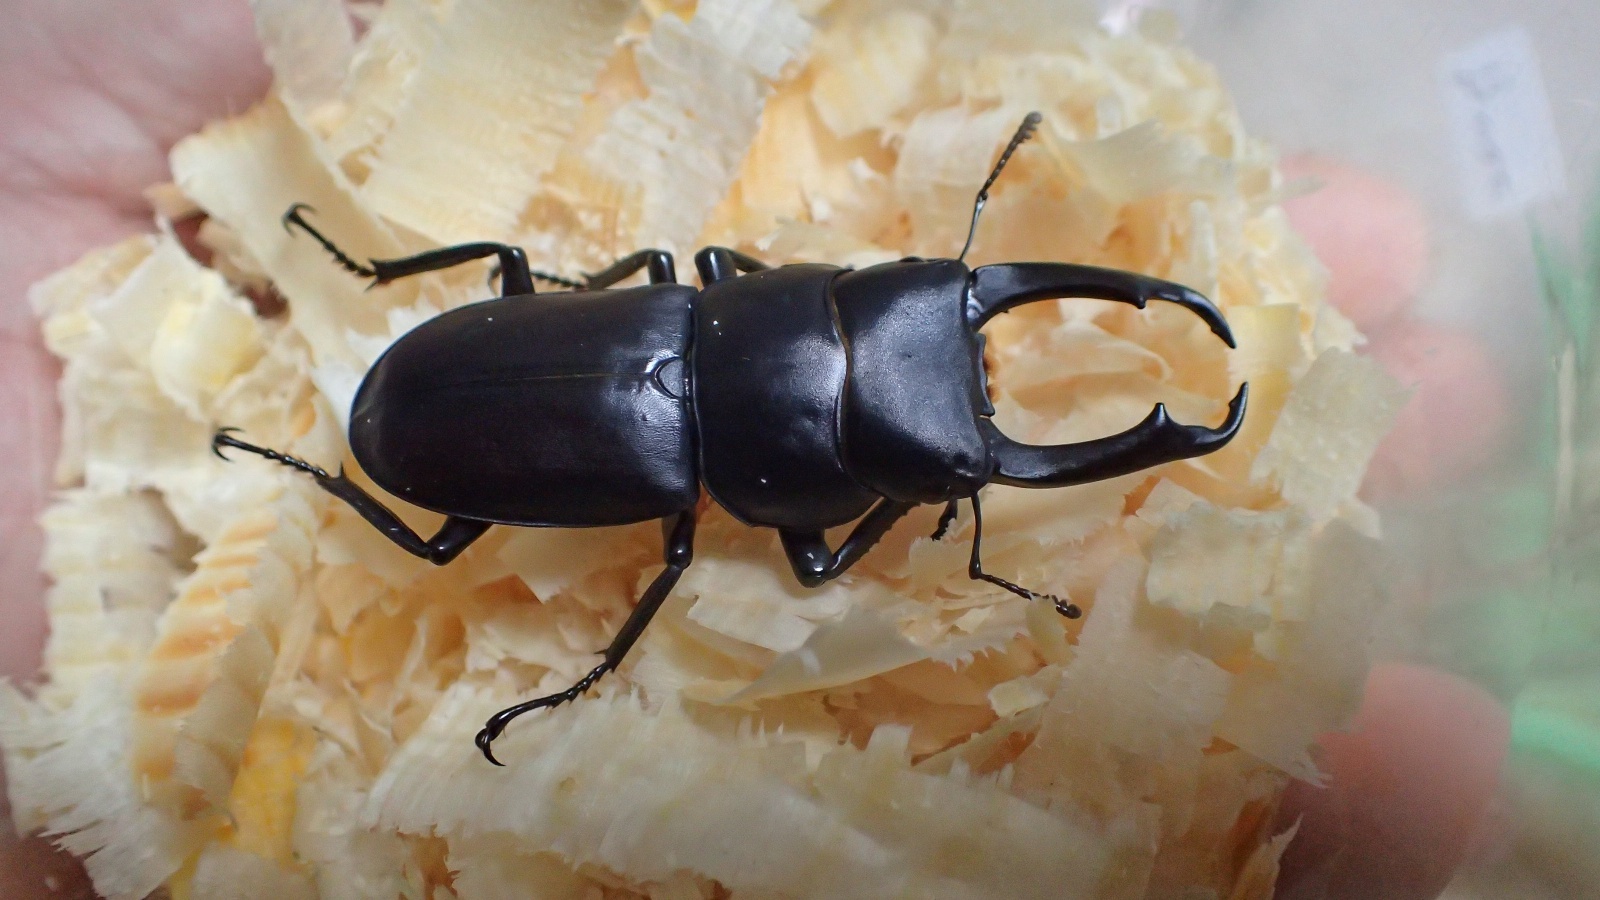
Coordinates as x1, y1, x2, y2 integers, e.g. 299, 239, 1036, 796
778, 498, 917, 588
475, 508, 697, 765
694, 246, 769, 284
282, 204, 579, 294
582, 249, 678, 287
212, 429, 490, 564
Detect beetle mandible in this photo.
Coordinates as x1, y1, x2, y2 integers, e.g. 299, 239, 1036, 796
214, 113, 1248, 764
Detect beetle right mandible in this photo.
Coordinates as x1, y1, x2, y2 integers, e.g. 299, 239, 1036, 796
214, 112, 1247, 764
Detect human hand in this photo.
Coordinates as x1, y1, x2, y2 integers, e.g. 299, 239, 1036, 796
1275, 663, 1510, 899
0, 2, 268, 895
1273, 159, 1513, 898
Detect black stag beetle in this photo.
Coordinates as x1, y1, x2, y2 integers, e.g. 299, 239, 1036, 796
214, 113, 1248, 764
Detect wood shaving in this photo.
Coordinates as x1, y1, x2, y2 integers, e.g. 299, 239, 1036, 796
3, 2, 1402, 897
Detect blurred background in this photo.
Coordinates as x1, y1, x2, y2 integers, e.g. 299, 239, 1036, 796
1169, 0, 1600, 894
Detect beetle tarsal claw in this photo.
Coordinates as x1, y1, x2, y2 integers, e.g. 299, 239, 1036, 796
971, 567, 1080, 618
281, 202, 379, 280
280, 202, 316, 234
475, 727, 505, 766
211, 426, 243, 460
210, 429, 332, 479
474, 661, 615, 764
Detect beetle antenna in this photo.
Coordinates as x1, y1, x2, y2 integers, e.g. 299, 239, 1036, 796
958, 111, 1043, 263
282, 204, 379, 280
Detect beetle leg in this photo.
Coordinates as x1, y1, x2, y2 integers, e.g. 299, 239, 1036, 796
693, 246, 769, 285
582, 249, 678, 288
364, 243, 544, 295
967, 492, 1081, 619
212, 429, 490, 564
475, 509, 697, 765
778, 498, 917, 588
282, 204, 577, 294
929, 499, 960, 541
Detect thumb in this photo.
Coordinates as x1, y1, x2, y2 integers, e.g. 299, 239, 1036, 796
1274, 663, 1509, 899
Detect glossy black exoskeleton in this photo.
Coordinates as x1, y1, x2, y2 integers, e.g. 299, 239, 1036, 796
213, 113, 1248, 764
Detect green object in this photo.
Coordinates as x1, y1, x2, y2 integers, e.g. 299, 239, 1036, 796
1512, 678, 1600, 776
1509, 167, 1600, 773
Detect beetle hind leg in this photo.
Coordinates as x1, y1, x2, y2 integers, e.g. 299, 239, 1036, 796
281, 203, 575, 294
966, 492, 1081, 619
475, 509, 697, 765
212, 428, 489, 564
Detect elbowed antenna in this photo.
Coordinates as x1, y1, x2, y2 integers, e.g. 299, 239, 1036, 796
958, 111, 1043, 263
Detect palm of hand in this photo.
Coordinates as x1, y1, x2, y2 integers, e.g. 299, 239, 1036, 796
0, 1, 269, 675
0, 4, 266, 897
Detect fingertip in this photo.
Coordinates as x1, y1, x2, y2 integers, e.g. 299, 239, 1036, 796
1281, 154, 1431, 334
1361, 319, 1513, 502
1275, 663, 1510, 900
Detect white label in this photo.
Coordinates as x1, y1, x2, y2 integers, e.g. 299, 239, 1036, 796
1440, 28, 1566, 220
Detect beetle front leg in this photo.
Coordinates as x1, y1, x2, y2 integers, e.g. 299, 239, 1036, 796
212, 429, 489, 564
475, 508, 697, 765
966, 492, 1080, 619
779, 498, 916, 588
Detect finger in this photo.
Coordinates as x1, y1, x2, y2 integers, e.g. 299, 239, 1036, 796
1280, 155, 1431, 334
0, 772, 95, 900
0, 332, 57, 681
1274, 663, 1510, 900
1361, 320, 1513, 502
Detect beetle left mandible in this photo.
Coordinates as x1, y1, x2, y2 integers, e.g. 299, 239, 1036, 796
213, 112, 1247, 764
